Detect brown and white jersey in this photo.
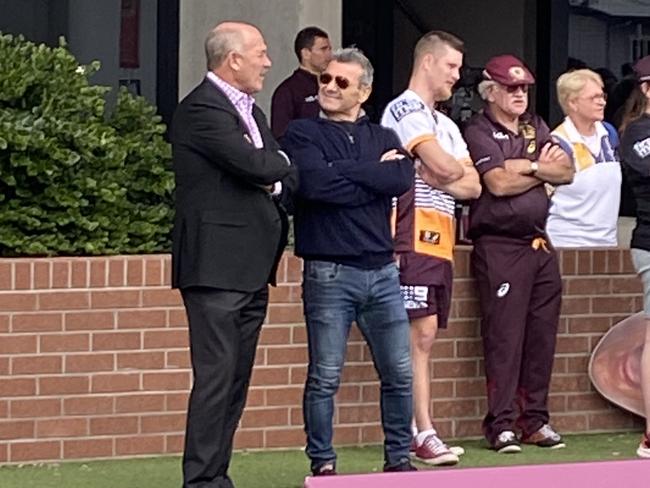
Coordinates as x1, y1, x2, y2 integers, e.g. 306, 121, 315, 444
381, 89, 470, 261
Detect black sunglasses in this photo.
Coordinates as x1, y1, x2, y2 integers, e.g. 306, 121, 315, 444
319, 73, 350, 90
504, 84, 529, 94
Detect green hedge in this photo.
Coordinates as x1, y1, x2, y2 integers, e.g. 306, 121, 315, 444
0, 34, 174, 256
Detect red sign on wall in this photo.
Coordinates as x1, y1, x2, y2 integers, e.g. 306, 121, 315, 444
119, 0, 140, 69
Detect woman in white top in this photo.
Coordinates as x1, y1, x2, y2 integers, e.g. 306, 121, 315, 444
547, 69, 622, 248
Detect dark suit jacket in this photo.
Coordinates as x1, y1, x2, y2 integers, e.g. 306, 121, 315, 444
171, 78, 297, 292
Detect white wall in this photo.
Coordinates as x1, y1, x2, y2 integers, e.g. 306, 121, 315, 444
178, 0, 342, 113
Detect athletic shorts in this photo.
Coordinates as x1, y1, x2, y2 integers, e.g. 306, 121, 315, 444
397, 252, 453, 328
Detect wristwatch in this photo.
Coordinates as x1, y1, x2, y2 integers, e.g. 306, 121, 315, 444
530, 161, 539, 174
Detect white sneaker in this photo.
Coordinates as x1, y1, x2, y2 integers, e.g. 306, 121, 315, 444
413, 432, 460, 466
494, 430, 522, 454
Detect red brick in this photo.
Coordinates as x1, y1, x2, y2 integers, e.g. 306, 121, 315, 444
433, 359, 478, 378
455, 419, 483, 437
166, 392, 190, 411
266, 386, 303, 406
454, 299, 481, 319
555, 335, 589, 354
259, 326, 291, 345
589, 411, 638, 430
250, 367, 290, 386
141, 413, 186, 433
566, 393, 610, 411
548, 394, 567, 412
0, 335, 37, 354
285, 256, 303, 282
12, 355, 62, 375
565, 277, 611, 295
567, 355, 590, 373
0, 314, 8, 332
432, 398, 478, 418
592, 296, 637, 314
144, 258, 163, 286
163, 258, 172, 286
455, 379, 485, 398
333, 426, 361, 445
117, 310, 166, 329
115, 394, 166, 413
52, 261, 70, 289
10, 440, 60, 462
91, 373, 140, 393
166, 351, 191, 369
126, 259, 144, 286
0, 378, 36, 397
63, 396, 114, 415
567, 316, 611, 333
39, 291, 89, 310
0, 293, 37, 311
90, 416, 139, 435
291, 325, 307, 344
91, 290, 141, 309
266, 346, 308, 365
108, 258, 126, 287
0, 262, 12, 289
560, 297, 591, 315
63, 438, 113, 459
14, 261, 32, 290
117, 351, 165, 370
610, 277, 642, 294
142, 289, 182, 307
71, 261, 88, 288
65, 353, 114, 373
592, 250, 607, 274
0, 420, 35, 439
65, 311, 115, 331
576, 251, 592, 274
142, 372, 190, 391
33, 261, 51, 289
240, 407, 288, 428
143, 330, 188, 349
265, 427, 304, 448
12, 312, 62, 332
92, 331, 141, 351
167, 308, 188, 328
340, 364, 377, 383
269, 285, 292, 303
0, 443, 6, 462
290, 365, 307, 385
453, 250, 471, 277
89, 260, 107, 287
0, 357, 8, 375
607, 250, 623, 274
337, 385, 362, 403
36, 418, 88, 438
40, 333, 90, 353
39, 376, 89, 395
234, 429, 264, 449
267, 304, 304, 324
115, 435, 165, 455
165, 433, 185, 453
360, 425, 383, 444
338, 405, 380, 424
560, 250, 577, 275
549, 374, 590, 393
455, 339, 482, 358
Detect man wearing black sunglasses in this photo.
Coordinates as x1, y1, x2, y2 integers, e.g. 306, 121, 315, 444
282, 47, 417, 476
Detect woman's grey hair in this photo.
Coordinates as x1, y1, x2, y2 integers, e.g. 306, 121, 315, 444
204, 24, 245, 70
331, 47, 374, 87
477, 80, 497, 101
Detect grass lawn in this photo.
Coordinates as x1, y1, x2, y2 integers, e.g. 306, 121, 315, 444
0, 432, 643, 488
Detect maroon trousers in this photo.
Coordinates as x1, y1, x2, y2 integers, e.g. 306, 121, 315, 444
471, 236, 562, 445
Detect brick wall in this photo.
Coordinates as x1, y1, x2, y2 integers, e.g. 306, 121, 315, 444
0, 250, 644, 463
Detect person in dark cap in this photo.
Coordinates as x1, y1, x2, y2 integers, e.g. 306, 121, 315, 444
619, 54, 650, 459
462, 54, 574, 453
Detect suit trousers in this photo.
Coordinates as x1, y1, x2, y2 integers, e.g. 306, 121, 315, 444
180, 286, 269, 488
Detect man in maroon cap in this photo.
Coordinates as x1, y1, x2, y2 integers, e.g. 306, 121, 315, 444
462, 54, 574, 453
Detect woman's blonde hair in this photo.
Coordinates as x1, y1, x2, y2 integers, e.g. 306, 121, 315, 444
556, 69, 603, 114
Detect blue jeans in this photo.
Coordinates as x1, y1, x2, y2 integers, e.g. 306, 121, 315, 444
302, 260, 412, 470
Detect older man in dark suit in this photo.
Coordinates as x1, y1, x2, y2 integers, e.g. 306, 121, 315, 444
171, 21, 297, 488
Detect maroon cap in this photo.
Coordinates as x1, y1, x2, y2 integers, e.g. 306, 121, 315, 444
483, 54, 535, 86
634, 55, 650, 82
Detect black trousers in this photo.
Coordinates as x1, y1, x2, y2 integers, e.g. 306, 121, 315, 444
472, 236, 562, 446
180, 286, 268, 488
